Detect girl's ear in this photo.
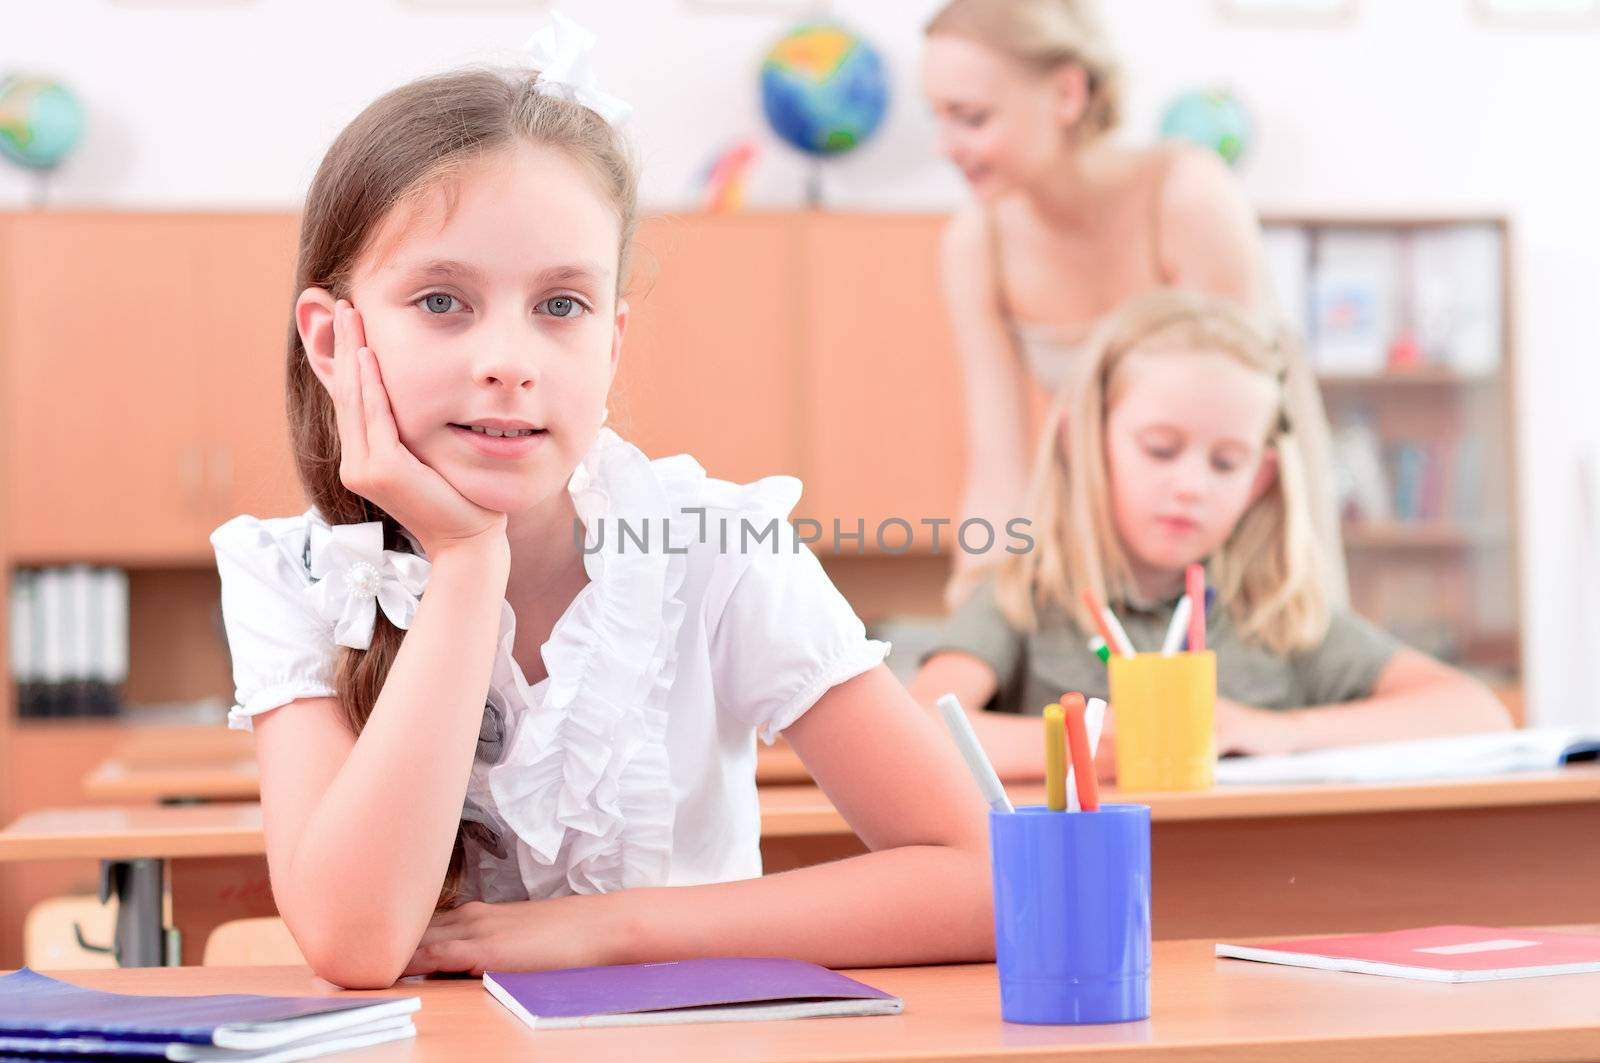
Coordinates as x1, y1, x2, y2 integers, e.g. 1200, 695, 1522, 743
608, 297, 629, 382
1248, 448, 1280, 506
1053, 62, 1090, 131
296, 287, 337, 394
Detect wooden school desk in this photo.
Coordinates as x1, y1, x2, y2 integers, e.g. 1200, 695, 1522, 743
7, 769, 1599, 967
16, 927, 1600, 1062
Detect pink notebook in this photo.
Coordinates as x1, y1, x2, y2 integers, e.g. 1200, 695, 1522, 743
1216, 925, 1600, 982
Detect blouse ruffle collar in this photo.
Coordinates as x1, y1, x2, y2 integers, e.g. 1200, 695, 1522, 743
482, 427, 695, 896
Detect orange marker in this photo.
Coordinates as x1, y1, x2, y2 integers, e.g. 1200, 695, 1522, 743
1062, 692, 1100, 812
1186, 564, 1207, 654
1080, 588, 1134, 658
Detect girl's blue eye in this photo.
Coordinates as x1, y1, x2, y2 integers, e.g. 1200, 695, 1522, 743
419, 292, 460, 315
540, 296, 584, 319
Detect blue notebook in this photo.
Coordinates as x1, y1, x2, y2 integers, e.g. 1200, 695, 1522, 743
0, 968, 418, 1061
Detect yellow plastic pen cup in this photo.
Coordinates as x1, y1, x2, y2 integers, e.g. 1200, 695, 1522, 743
1108, 651, 1217, 792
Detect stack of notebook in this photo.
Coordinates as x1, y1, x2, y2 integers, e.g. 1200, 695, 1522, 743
0, 968, 419, 1061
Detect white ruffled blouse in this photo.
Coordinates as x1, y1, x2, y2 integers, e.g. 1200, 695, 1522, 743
209, 428, 889, 903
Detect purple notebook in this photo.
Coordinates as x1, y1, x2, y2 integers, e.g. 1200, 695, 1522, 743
483, 957, 903, 1030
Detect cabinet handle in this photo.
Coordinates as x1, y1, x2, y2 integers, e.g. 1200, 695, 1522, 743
180, 447, 204, 514
209, 447, 232, 519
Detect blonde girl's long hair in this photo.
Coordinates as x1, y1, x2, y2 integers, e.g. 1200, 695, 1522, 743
993, 289, 1330, 655
924, 0, 1121, 139
285, 67, 639, 910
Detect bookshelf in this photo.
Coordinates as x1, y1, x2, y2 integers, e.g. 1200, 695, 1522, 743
1263, 214, 1521, 683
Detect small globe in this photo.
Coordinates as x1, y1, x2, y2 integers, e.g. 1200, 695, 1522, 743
760, 23, 888, 158
0, 76, 84, 171
1159, 90, 1250, 166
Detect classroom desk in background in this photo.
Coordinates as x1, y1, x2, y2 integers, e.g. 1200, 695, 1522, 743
16, 928, 1600, 1062
6, 768, 1600, 966
80, 735, 812, 803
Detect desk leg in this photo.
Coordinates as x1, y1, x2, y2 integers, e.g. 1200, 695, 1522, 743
99, 859, 168, 968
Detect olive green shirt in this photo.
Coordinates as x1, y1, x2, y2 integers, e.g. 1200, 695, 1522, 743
922, 576, 1401, 717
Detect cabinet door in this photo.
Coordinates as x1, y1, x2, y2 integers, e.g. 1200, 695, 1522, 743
3, 213, 211, 562
617, 214, 806, 484
196, 214, 306, 526
797, 213, 967, 554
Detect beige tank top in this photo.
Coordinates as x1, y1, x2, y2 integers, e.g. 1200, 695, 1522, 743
985, 149, 1177, 392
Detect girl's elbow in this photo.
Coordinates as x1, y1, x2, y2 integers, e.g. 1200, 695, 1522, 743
302, 935, 412, 990
286, 908, 416, 989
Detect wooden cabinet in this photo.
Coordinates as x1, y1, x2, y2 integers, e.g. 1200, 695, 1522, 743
4, 213, 211, 561
197, 215, 305, 526
2, 213, 303, 564
618, 214, 807, 484
796, 213, 966, 553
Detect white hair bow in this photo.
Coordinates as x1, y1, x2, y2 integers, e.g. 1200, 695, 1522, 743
305, 521, 432, 650
522, 10, 633, 126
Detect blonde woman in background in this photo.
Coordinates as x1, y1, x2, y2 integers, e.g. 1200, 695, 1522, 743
919, 0, 1346, 605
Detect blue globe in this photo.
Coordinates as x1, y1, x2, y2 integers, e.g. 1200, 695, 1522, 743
1160, 90, 1251, 167
760, 23, 889, 158
0, 76, 84, 171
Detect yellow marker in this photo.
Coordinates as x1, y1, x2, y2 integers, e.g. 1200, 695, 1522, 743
1044, 703, 1067, 812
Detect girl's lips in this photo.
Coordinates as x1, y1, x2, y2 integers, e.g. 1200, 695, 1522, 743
1155, 516, 1201, 536
450, 423, 547, 459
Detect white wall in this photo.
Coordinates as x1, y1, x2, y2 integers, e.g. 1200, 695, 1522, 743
7, 0, 1597, 726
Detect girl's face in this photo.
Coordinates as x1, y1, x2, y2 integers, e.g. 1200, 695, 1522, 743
346, 142, 625, 517
1093, 350, 1279, 592
919, 35, 1084, 198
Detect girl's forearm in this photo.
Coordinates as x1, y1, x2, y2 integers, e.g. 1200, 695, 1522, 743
283, 540, 509, 969
1280, 678, 1512, 753
607, 843, 993, 969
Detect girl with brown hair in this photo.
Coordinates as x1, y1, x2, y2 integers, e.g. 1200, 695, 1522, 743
211, 24, 990, 989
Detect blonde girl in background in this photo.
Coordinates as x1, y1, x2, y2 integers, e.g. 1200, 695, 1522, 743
210, 24, 991, 990
919, 0, 1346, 606
910, 291, 1509, 780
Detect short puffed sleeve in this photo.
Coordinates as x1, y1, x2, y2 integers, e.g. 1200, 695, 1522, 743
704, 479, 890, 745
210, 513, 338, 731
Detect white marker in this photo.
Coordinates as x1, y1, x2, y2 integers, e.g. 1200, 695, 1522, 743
935, 693, 1014, 814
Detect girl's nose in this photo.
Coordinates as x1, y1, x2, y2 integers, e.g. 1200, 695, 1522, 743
1172, 456, 1208, 500
473, 325, 540, 391
936, 124, 962, 160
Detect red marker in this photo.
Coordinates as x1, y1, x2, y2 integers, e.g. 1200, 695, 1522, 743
1062, 693, 1100, 812
1186, 564, 1207, 654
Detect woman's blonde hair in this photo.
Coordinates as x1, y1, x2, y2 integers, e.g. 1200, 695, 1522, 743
992, 289, 1330, 655
285, 66, 638, 911
925, 0, 1121, 138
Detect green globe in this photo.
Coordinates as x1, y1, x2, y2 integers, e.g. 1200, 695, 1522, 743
0, 76, 84, 171
760, 23, 888, 158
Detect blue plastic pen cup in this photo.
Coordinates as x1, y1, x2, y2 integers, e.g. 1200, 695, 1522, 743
989, 803, 1152, 1024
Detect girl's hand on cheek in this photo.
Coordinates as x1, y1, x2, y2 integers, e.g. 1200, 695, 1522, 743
332, 299, 507, 560
1214, 696, 1295, 757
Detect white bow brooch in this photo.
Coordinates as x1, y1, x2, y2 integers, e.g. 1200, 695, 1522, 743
306, 522, 431, 650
